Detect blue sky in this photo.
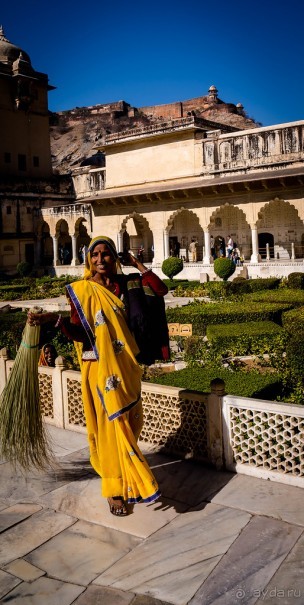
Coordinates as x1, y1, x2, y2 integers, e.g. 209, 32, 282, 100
2, 0, 303, 126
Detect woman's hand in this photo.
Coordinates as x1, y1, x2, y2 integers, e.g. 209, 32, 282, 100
127, 252, 147, 273
27, 311, 59, 327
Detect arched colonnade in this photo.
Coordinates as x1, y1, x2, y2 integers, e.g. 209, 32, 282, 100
39, 198, 304, 268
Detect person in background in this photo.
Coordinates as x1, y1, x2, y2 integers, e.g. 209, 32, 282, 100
189, 237, 198, 262
38, 343, 57, 367
28, 236, 169, 517
210, 235, 215, 259
227, 235, 234, 258
137, 244, 144, 262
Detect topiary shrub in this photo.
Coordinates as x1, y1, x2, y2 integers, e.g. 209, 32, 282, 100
288, 272, 304, 289
16, 261, 32, 277
162, 257, 183, 280
214, 257, 236, 281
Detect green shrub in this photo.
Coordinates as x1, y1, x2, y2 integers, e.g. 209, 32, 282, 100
203, 281, 231, 300
163, 279, 192, 291
282, 306, 304, 334
149, 366, 283, 400
16, 261, 32, 277
206, 321, 285, 357
173, 283, 207, 297
244, 289, 304, 306
214, 257, 236, 281
162, 257, 183, 279
285, 329, 304, 381
166, 301, 292, 335
287, 272, 304, 289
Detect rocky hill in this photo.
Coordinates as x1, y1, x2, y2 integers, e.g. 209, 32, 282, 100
49, 88, 259, 174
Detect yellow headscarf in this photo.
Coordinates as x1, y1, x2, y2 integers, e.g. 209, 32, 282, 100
84, 235, 122, 279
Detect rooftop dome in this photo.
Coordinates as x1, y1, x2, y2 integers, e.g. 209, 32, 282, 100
0, 26, 31, 65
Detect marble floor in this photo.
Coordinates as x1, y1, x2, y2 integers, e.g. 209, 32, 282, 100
0, 426, 303, 605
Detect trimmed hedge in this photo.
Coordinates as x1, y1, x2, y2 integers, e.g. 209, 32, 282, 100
166, 301, 293, 335
173, 278, 282, 300
229, 277, 281, 296
206, 321, 285, 356
287, 272, 304, 289
282, 306, 304, 334
150, 366, 283, 400
244, 289, 304, 306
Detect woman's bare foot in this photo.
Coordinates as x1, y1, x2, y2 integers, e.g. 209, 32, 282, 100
107, 497, 128, 516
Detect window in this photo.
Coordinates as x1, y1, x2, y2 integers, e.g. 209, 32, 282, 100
4, 152, 11, 163
33, 156, 39, 167
18, 154, 26, 171
6, 206, 12, 214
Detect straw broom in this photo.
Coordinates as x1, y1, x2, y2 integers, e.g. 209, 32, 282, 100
0, 308, 53, 470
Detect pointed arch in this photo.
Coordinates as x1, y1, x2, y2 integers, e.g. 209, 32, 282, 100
120, 212, 153, 262
208, 203, 251, 259
166, 207, 203, 260
257, 199, 304, 258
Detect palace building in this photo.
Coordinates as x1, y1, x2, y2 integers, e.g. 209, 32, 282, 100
1, 28, 304, 280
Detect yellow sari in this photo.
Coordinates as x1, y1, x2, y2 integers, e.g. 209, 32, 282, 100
66, 279, 160, 503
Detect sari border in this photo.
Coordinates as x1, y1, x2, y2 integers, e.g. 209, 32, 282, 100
127, 489, 161, 504
108, 393, 141, 421
66, 283, 99, 361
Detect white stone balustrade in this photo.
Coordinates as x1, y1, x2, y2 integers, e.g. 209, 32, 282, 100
202, 120, 304, 175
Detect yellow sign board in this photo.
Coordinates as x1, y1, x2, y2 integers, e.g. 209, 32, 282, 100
168, 323, 192, 337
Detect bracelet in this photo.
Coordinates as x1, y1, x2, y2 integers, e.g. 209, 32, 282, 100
54, 314, 62, 328
141, 268, 151, 275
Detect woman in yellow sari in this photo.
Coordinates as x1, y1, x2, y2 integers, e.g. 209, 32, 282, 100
28, 236, 169, 516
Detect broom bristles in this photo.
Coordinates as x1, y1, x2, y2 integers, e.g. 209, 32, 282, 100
0, 314, 53, 470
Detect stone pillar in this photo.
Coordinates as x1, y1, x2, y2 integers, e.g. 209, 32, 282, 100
150, 230, 165, 265
117, 231, 123, 253
291, 242, 295, 260
52, 235, 60, 266
71, 234, 78, 266
250, 226, 260, 263
163, 231, 170, 260
266, 243, 270, 261
203, 231, 212, 265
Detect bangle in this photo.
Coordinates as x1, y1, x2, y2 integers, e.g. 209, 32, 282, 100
141, 269, 151, 275
54, 314, 62, 328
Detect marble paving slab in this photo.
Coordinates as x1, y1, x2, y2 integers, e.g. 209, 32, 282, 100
0, 569, 21, 600
94, 502, 251, 605
69, 584, 135, 605
189, 515, 303, 605
26, 519, 141, 586
0, 461, 82, 504
211, 474, 304, 526
37, 476, 187, 538
2, 558, 45, 582
0, 503, 42, 533
0, 498, 11, 512
0, 576, 84, 605
149, 456, 234, 506
255, 530, 304, 605
46, 425, 88, 458
0, 509, 76, 566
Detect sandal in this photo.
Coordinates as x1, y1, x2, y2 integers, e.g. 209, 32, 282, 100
107, 496, 128, 516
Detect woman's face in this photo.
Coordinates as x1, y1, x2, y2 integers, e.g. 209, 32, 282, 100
90, 243, 116, 278
44, 346, 56, 367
